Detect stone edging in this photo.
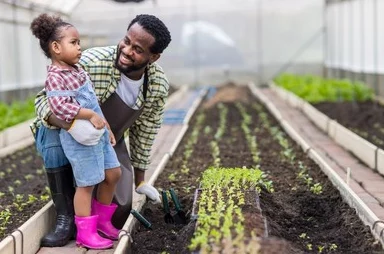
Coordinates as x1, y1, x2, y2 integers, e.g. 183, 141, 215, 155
248, 82, 384, 247
0, 120, 35, 158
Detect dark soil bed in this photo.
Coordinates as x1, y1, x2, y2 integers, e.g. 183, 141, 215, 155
0, 146, 47, 240
314, 101, 384, 149
131, 84, 384, 254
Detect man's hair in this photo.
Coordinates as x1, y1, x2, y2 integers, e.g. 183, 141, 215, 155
128, 14, 171, 54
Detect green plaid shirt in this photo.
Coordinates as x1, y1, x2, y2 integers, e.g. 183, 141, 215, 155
31, 45, 169, 170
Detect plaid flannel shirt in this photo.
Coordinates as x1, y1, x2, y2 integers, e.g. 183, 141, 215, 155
31, 45, 169, 170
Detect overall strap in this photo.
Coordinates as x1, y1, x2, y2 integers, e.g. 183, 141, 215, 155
47, 90, 77, 97
143, 70, 148, 101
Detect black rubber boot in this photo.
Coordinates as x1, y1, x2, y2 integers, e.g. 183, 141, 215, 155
40, 165, 76, 247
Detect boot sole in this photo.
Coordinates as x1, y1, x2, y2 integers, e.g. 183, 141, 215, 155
98, 230, 118, 241
40, 238, 70, 247
76, 241, 113, 249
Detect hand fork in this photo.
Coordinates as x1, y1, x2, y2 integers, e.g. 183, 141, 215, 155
161, 190, 174, 224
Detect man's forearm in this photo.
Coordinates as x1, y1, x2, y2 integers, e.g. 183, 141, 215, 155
48, 114, 72, 130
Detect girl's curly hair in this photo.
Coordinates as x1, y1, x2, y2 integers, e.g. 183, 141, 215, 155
30, 13, 72, 58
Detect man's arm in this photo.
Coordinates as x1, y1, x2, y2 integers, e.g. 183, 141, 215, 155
129, 93, 167, 179
48, 114, 71, 130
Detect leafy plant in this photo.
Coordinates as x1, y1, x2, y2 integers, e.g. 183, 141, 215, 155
274, 73, 374, 103
0, 96, 36, 131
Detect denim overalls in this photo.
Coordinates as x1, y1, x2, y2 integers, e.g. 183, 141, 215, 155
46, 79, 120, 187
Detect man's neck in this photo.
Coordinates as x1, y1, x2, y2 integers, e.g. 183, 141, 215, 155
124, 69, 146, 81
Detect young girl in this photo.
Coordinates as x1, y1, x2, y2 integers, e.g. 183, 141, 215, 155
31, 14, 121, 250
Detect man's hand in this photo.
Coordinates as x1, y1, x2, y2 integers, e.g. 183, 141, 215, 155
135, 182, 161, 204
68, 119, 105, 146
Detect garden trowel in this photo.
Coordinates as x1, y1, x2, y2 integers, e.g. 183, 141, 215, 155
161, 190, 174, 224
169, 188, 187, 224
130, 209, 152, 229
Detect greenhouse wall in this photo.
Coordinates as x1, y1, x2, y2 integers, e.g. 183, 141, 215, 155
325, 0, 384, 96
0, 0, 75, 103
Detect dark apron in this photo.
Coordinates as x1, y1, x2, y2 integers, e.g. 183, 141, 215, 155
100, 75, 147, 228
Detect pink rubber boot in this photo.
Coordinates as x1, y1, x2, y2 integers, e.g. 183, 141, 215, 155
91, 199, 120, 240
74, 215, 113, 249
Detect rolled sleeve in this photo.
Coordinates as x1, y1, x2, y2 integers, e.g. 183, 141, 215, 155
46, 73, 81, 123
35, 89, 56, 129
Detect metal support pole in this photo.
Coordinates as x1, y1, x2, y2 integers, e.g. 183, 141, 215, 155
257, 0, 263, 85
193, 0, 199, 86
361, 0, 366, 84
323, 0, 328, 79
12, 0, 21, 100
350, 0, 355, 83
373, 0, 378, 94
340, 0, 344, 79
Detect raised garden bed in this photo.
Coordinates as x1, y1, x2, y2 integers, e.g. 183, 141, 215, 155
273, 73, 384, 150
0, 146, 46, 240
314, 101, 384, 150
131, 84, 383, 253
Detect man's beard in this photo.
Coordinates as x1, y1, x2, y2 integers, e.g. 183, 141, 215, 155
115, 48, 149, 74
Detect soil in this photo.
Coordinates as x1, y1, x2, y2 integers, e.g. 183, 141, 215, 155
314, 101, 384, 149
131, 84, 384, 254
0, 146, 47, 240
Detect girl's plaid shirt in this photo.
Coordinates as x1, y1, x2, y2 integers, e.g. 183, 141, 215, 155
31, 45, 169, 170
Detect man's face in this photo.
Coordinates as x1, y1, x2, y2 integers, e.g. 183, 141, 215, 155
115, 23, 158, 77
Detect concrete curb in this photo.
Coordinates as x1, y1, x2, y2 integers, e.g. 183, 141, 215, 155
248, 82, 384, 247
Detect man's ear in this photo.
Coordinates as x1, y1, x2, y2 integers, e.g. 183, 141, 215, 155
51, 41, 61, 55
149, 53, 160, 64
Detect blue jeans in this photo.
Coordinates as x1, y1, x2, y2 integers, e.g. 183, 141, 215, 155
35, 126, 70, 169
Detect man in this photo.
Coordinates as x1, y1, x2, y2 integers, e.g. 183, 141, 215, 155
31, 14, 171, 247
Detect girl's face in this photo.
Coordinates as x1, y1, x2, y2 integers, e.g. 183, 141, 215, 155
52, 26, 81, 67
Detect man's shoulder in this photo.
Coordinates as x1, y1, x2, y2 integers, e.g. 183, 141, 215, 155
147, 62, 169, 94
79, 46, 117, 65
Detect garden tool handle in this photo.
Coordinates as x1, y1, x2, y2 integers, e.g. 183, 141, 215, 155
161, 190, 171, 213
169, 188, 182, 211
130, 209, 152, 229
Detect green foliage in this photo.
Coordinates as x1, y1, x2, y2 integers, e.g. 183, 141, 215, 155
0, 97, 35, 131
274, 73, 374, 103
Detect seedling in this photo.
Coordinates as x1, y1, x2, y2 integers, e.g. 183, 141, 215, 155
329, 243, 338, 251
24, 174, 34, 181
168, 173, 176, 181
310, 183, 323, 195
